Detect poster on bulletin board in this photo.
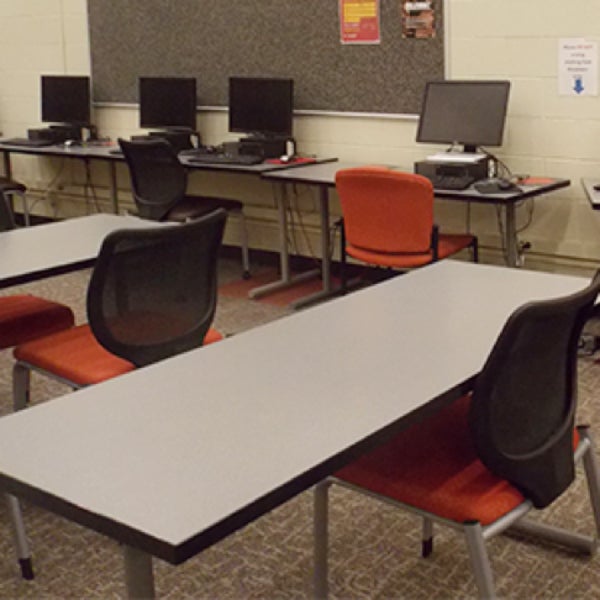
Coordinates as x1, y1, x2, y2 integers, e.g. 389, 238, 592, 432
339, 0, 381, 44
401, 1, 435, 38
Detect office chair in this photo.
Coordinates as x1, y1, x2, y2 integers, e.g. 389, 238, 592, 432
119, 137, 250, 278
0, 177, 29, 226
314, 271, 600, 599
12, 209, 226, 409
335, 167, 478, 290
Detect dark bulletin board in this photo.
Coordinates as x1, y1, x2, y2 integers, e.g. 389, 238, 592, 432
87, 0, 444, 115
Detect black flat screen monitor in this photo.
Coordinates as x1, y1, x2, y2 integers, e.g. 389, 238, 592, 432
139, 77, 197, 131
41, 75, 91, 125
416, 80, 511, 152
229, 77, 293, 138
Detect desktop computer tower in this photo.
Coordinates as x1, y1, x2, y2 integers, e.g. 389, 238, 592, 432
28, 124, 83, 144
237, 137, 292, 159
415, 158, 489, 183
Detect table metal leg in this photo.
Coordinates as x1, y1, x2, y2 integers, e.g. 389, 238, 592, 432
290, 185, 337, 309
2, 151, 11, 179
504, 203, 519, 267
248, 182, 319, 300
123, 545, 155, 599
108, 161, 119, 214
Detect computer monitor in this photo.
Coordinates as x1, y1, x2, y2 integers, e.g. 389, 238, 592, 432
416, 80, 511, 153
41, 75, 91, 126
139, 77, 197, 131
228, 77, 294, 138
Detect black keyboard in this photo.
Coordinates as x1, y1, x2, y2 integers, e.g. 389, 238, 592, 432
1, 137, 55, 148
427, 174, 475, 190
184, 152, 263, 166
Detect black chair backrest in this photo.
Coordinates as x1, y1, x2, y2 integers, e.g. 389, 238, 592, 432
469, 270, 600, 508
87, 209, 226, 367
0, 191, 16, 232
119, 138, 188, 221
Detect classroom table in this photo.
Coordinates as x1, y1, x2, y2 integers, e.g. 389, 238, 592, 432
0, 260, 589, 598
0, 142, 125, 214
0, 141, 338, 303
433, 175, 570, 267
0, 140, 336, 215
581, 178, 600, 209
262, 163, 570, 306
0, 213, 156, 289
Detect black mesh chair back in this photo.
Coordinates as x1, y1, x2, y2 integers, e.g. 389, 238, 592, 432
469, 270, 600, 508
87, 209, 226, 367
119, 138, 188, 221
0, 191, 16, 231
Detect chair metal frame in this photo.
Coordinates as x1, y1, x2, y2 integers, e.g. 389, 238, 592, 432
314, 427, 600, 599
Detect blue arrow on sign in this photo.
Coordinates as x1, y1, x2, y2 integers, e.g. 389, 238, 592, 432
574, 76, 585, 94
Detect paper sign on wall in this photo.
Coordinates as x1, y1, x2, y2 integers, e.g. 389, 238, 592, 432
340, 0, 380, 44
558, 38, 598, 96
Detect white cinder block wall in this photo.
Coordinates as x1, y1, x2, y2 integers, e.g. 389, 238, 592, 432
1, 0, 600, 273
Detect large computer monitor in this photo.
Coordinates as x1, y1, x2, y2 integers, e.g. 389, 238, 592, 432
41, 75, 91, 126
139, 77, 197, 131
416, 80, 511, 153
228, 77, 294, 138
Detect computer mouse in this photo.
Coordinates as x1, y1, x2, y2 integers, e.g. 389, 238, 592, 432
64, 139, 79, 148
593, 184, 600, 191
498, 178, 517, 191
279, 154, 292, 163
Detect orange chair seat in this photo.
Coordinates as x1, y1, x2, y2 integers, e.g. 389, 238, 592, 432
0, 295, 74, 350
335, 395, 526, 526
347, 233, 476, 269
14, 323, 223, 387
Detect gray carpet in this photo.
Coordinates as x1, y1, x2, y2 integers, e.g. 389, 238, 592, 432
0, 261, 599, 598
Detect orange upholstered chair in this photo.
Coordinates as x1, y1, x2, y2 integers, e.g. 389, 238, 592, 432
335, 167, 478, 288
13, 210, 226, 410
314, 271, 600, 599
0, 295, 74, 350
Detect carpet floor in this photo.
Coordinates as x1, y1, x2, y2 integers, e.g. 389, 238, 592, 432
0, 259, 598, 598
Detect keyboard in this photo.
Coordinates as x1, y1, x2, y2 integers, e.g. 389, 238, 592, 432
427, 174, 475, 190
183, 152, 263, 166
1, 137, 55, 148
474, 178, 520, 194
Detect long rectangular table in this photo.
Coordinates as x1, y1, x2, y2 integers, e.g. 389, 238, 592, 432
261, 163, 570, 306
0, 141, 338, 304
0, 213, 155, 289
0, 140, 335, 215
0, 260, 588, 597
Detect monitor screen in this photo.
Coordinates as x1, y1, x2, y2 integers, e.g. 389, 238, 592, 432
41, 75, 91, 125
139, 77, 197, 131
229, 77, 294, 138
416, 80, 511, 151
